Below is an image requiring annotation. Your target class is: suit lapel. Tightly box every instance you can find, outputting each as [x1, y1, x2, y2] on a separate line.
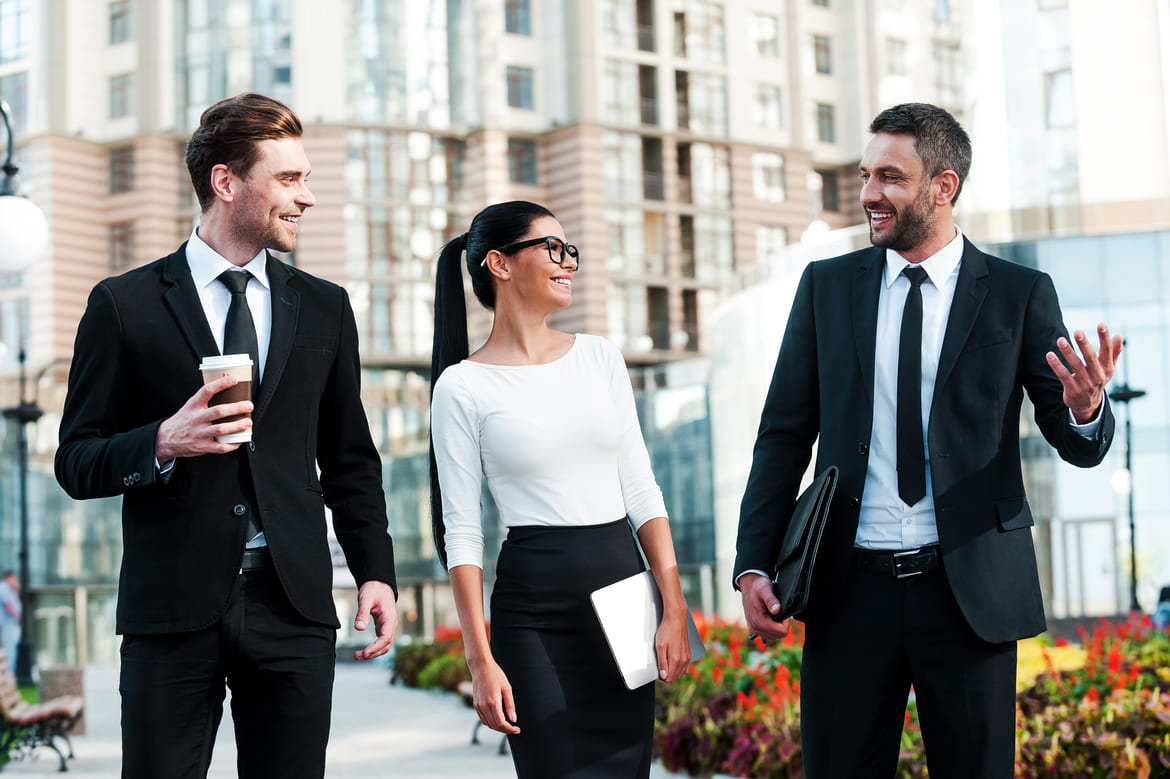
[161, 244, 220, 361]
[852, 247, 885, 405]
[255, 253, 299, 421]
[933, 238, 989, 403]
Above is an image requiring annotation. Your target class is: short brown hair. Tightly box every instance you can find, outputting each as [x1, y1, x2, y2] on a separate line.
[185, 93, 304, 211]
[869, 103, 972, 205]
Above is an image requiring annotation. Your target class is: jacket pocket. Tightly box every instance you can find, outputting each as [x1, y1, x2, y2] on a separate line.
[997, 498, 1034, 531]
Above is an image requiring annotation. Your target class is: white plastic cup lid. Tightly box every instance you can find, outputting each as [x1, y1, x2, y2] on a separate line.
[199, 354, 254, 371]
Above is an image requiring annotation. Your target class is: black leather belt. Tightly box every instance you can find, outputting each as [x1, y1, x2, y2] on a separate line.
[853, 545, 940, 578]
[240, 546, 272, 572]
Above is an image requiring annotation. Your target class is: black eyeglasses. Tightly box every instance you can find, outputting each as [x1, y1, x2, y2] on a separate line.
[484, 236, 580, 270]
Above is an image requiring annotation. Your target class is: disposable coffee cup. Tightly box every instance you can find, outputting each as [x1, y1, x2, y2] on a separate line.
[199, 354, 254, 444]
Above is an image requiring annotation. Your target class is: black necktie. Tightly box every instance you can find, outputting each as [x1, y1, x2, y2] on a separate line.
[218, 269, 262, 541]
[897, 266, 928, 506]
[218, 270, 260, 391]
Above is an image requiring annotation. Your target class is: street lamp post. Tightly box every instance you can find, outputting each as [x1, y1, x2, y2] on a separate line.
[0, 97, 49, 686]
[1109, 371, 1146, 614]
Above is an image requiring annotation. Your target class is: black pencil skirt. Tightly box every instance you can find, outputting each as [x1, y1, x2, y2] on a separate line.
[489, 518, 655, 779]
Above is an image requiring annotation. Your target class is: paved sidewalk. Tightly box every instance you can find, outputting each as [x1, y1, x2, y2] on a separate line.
[3, 663, 685, 778]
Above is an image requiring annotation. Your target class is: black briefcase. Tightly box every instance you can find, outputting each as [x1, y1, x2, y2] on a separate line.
[771, 466, 838, 621]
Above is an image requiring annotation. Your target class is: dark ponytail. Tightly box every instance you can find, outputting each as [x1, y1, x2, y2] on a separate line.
[429, 201, 556, 568]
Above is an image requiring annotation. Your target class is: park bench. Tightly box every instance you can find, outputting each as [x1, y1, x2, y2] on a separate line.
[456, 680, 509, 756]
[0, 650, 83, 772]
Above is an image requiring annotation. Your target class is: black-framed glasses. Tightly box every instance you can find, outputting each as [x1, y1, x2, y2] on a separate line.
[484, 236, 580, 269]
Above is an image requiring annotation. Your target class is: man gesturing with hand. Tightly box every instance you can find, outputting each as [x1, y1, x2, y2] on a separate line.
[735, 103, 1119, 778]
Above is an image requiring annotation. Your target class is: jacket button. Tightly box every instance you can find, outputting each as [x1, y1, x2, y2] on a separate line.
[132, 472, 141, 483]
[857, 443, 869, 455]
[248, 441, 255, 452]
[849, 496, 860, 507]
[233, 504, 247, 516]
[123, 476, 130, 486]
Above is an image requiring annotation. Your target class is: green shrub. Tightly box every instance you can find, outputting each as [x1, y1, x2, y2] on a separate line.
[416, 653, 471, 693]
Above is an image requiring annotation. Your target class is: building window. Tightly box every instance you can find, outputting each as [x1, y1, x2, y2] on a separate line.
[816, 103, 836, 143]
[751, 13, 780, 57]
[109, 223, 135, 271]
[812, 0, 829, 5]
[109, 0, 133, 44]
[604, 131, 644, 201]
[819, 170, 841, 212]
[754, 84, 783, 130]
[506, 65, 534, 109]
[673, 1, 725, 64]
[603, 59, 639, 125]
[505, 0, 531, 35]
[602, 0, 636, 49]
[507, 138, 538, 184]
[0, 71, 27, 133]
[756, 225, 789, 265]
[642, 137, 664, 200]
[0, 0, 30, 63]
[1045, 69, 1075, 129]
[109, 146, 134, 193]
[676, 70, 728, 136]
[933, 41, 960, 105]
[752, 152, 785, 203]
[934, 0, 949, 23]
[693, 214, 734, 284]
[681, 289, 699, 351]
[813, 35, 832, 75]
[109, 73, 135, 119]
[679, 141, 731, 208]
[885, 38, 907, 76]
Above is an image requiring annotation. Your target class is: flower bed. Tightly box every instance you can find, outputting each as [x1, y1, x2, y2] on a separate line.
[654, 613, 1170, 778]
[391, 615, 1170, 777]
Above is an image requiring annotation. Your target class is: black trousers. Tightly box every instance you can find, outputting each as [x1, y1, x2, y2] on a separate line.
[119, 566, 336, 779]
[800, 561, 1017, 779]
[491, 519, 655, 779]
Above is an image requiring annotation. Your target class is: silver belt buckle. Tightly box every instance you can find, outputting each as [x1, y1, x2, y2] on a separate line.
[892, 548, 924, 579]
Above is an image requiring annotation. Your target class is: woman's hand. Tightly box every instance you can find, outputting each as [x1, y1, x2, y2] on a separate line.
[470, 659, 521, 734]
[654, 609, 692, 683]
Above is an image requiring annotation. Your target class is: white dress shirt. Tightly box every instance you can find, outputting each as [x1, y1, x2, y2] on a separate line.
[185, 226, 272, 381]
[855, 228, 1101, 549]
[431, 334, 668, 570]
[159, 227, 273, 547]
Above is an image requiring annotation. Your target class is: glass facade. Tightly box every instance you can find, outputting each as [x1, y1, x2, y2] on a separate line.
[0, 0, 29, 63]
[991, 230, 1170, 616]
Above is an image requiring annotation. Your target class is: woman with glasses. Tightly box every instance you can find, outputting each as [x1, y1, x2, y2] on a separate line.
[429, 201, 691, 777]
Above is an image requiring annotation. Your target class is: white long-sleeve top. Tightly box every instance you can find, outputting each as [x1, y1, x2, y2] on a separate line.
[431, 333, 668, 570]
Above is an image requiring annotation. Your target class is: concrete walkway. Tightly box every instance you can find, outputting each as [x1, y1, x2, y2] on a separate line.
[3, 663, 686, 778]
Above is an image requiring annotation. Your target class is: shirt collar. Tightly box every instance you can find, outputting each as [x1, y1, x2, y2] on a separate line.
[185, 225, 270, 291]
[883, 226, 965, 289]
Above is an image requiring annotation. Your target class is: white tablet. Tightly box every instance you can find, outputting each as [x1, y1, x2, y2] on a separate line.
[590, 571, 706, 690]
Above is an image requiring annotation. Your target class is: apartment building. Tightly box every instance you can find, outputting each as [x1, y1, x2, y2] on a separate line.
[0, 0, 972, 664]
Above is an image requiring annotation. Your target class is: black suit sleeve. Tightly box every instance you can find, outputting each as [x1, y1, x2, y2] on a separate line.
[314, 289, 397, 596]
[55, 283, 163, 499]
[1021, 273, 1114, 466]
[734, 263, 821, 583]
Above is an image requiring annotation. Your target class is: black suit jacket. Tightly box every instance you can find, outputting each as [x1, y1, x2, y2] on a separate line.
[735, 238, 1113, 644]
[56, 245, 396, 634]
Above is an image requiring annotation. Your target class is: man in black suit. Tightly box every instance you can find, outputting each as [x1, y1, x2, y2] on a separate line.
[735, 103, 1120, 777]
[56, 93, 398, 778]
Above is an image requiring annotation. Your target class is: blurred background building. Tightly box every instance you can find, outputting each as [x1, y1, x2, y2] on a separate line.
[0, 0, 1167, 668]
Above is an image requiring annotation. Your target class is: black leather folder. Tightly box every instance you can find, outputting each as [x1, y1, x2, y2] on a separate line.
[771, 466, 839, 621]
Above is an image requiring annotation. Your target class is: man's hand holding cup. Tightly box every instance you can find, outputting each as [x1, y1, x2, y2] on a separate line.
[156, 355, 254, 462]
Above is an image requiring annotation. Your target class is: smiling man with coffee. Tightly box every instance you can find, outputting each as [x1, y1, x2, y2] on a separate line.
[55, 93, 398, 779]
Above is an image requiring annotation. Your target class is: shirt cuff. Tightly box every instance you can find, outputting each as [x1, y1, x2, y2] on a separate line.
[734, 569, 770, 591]
[1068, 404, 1103, 439]
[155, 457, 176, 484]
